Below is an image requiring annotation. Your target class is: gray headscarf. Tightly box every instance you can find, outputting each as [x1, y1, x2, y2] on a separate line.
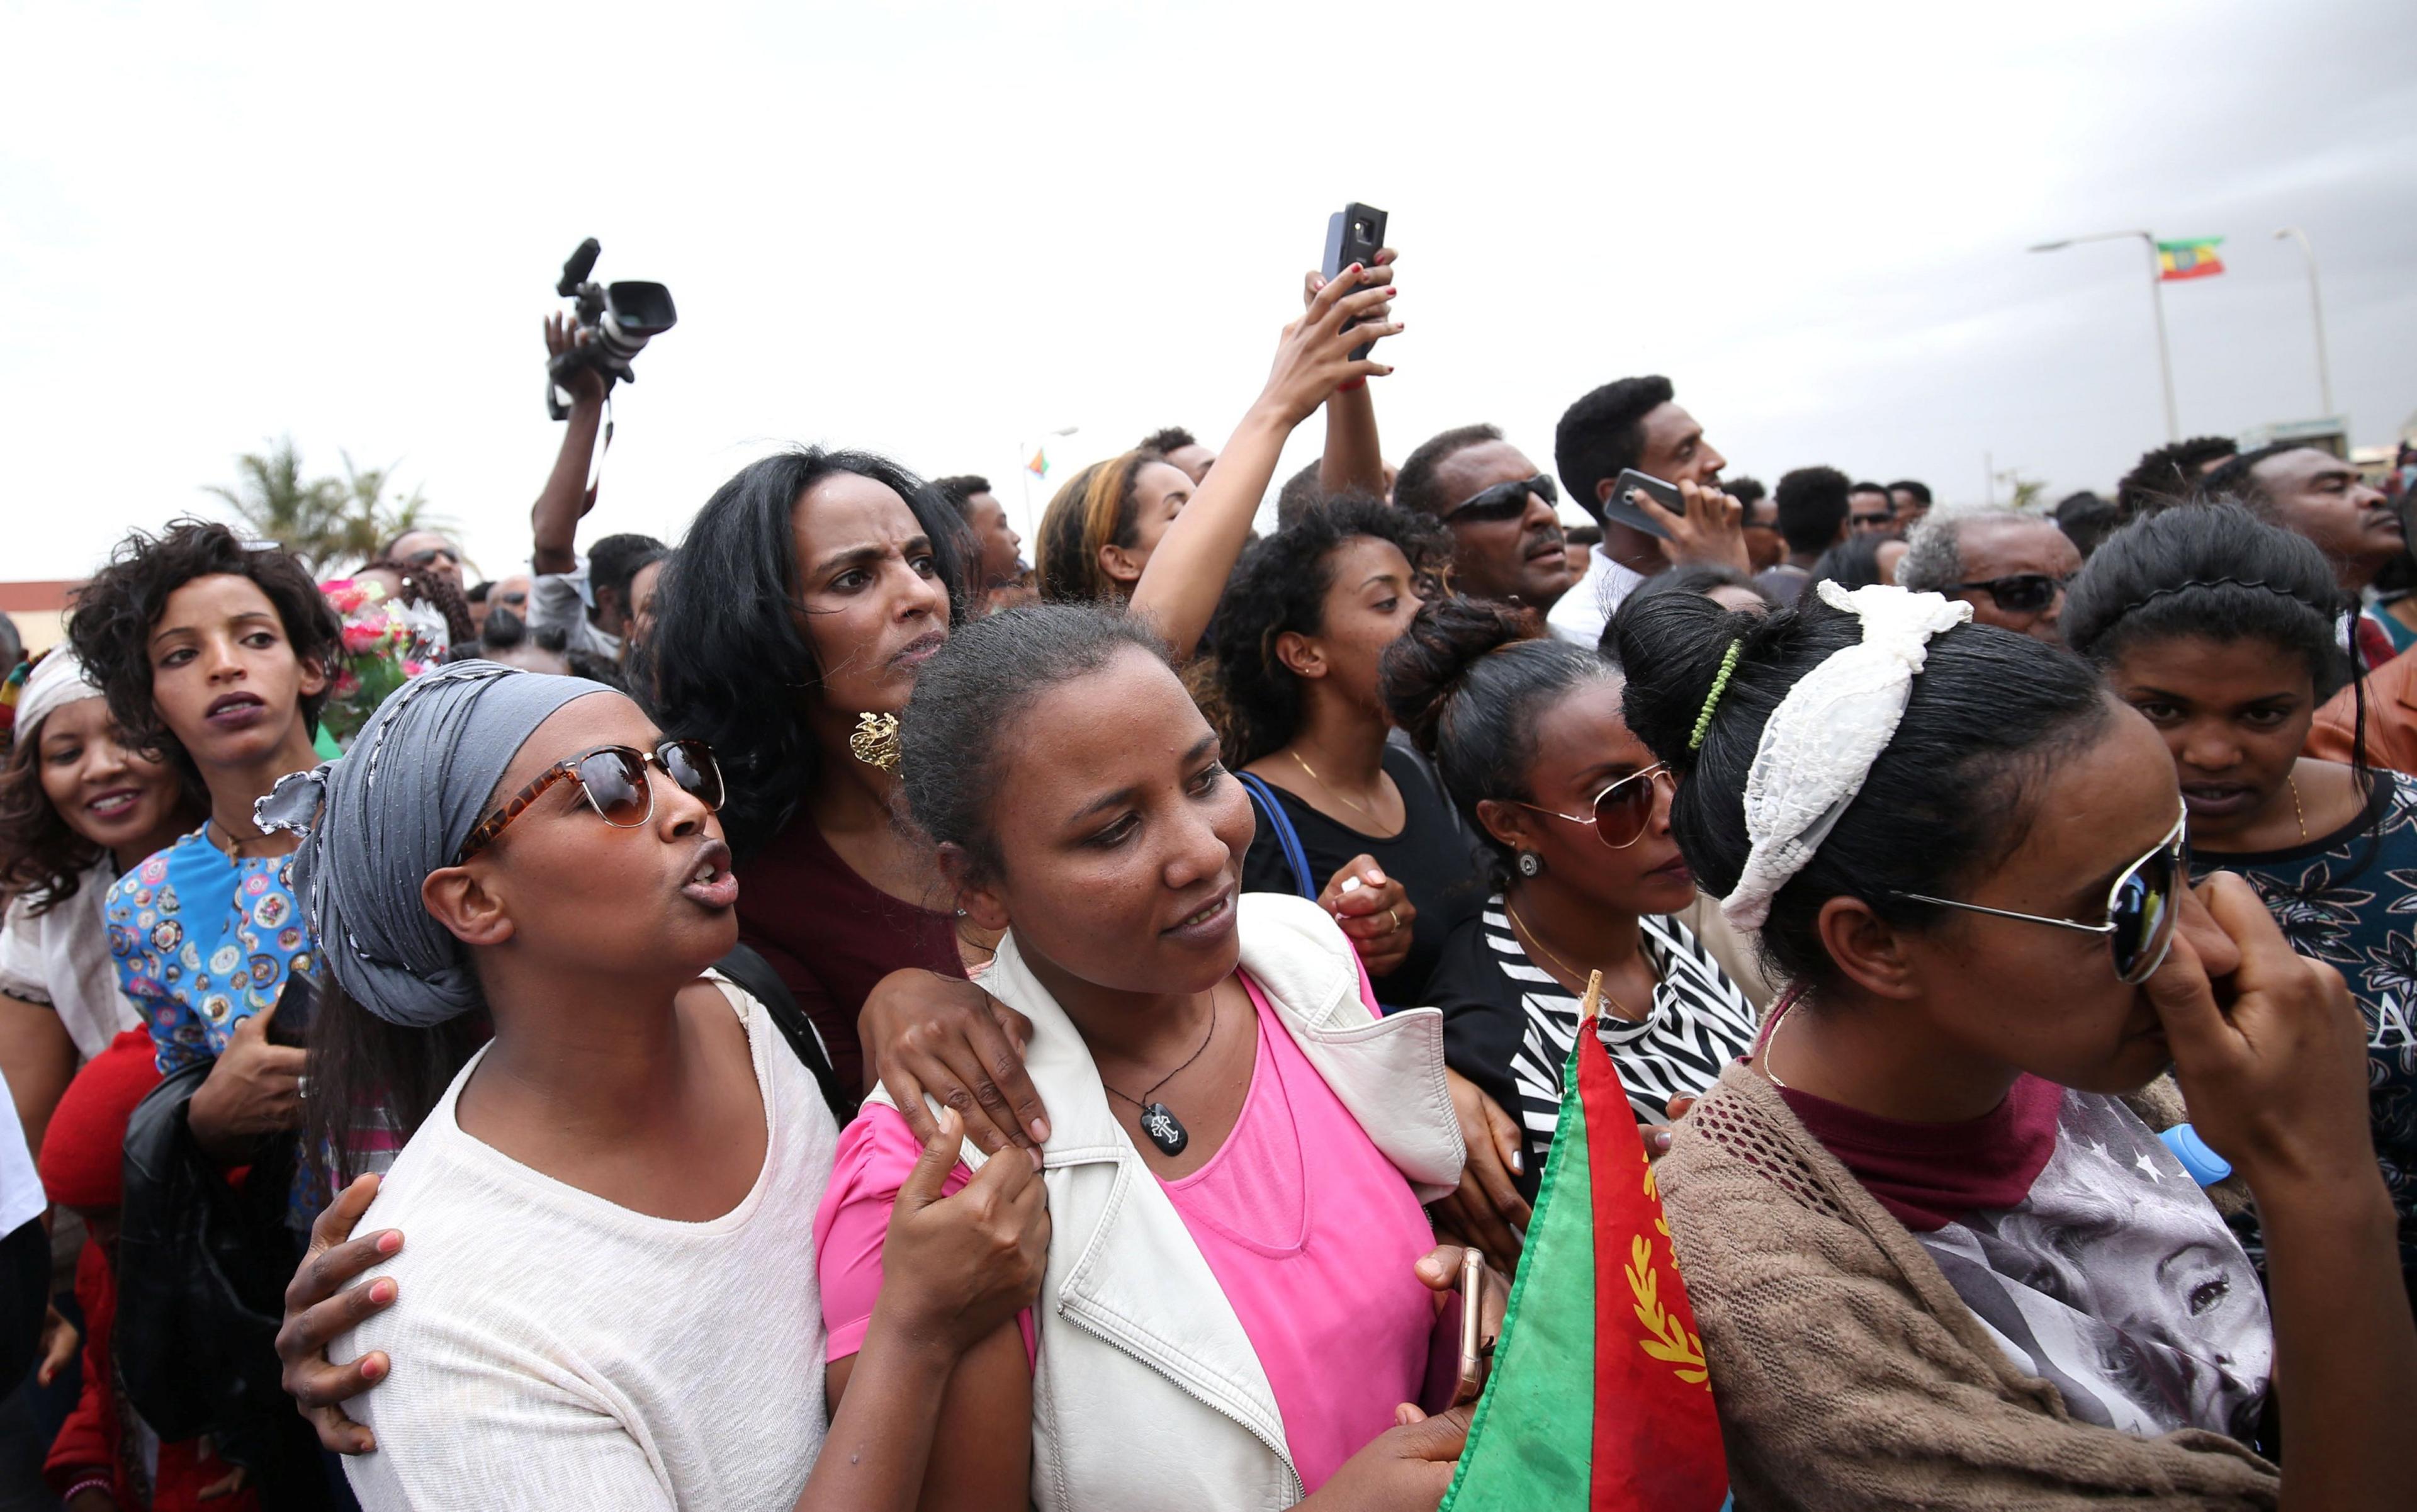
[258, 660, 616, 1028]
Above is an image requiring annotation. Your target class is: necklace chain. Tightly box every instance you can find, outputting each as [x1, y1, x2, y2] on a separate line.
[1506, 901, 1652, 1020]
[2287, 771, 2309, 843]
[1100, 989, 1220, 1113]
[1288, 748, 1382, 820]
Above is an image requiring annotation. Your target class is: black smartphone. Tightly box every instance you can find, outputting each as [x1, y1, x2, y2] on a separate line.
[1604, 467, 1682, 541]
[265, 971, 315, 1047]
[1321, 202, 1389, 361]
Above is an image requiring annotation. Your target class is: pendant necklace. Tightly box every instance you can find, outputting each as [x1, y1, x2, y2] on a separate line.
[1101, 989, 1219, 1156]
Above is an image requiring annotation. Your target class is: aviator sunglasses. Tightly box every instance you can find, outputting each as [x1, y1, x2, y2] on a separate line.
[454, 738, 725, 864]
[1444, 473, 1558, 524]
[1954, 572, 2068, 615]
[1892, 801, 2187, 984]
[1518, 763, 1675, 850]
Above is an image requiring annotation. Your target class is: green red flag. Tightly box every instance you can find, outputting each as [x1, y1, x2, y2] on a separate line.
[1440, 982, 1730, 1511]
[2156, 238, 2226, 281]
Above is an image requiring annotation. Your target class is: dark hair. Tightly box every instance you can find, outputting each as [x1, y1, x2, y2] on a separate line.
[1848, 481, 1890, 499]
[376, 526, 459, 565]
[1138, 427, 1199, 456]
[1613, 590, 2111, 994]
[2052, 490, 2122, 559]
[1774, 466, 1852, 555]
[0, 683, 201, 911]
[1382, 597, 1613, 885]
[1275, 461, 1327, 532]
[2193, 443, 2304, 518]
[381, 557, 476, 647]
[1395, 424, 1504, 520]
[1727, 477, 1768, 509]
[2062, 502, 2353, 703]
[588, 533, 668, 620]
[306, 984, 492, 1188]
[1604, 565, 1772, 657]
[642, 448, 971, 861]
[1553, 376, 1674, 525]
[2116, 436, 2239, 517]
[899, 604, 1168, 885]
[1211, 498, 1446, 765]
[466, 580, 493, 604]
[932, 475, 993, 513]
[1887, 479, 1933, 509]
[68, 519, 343, 781]
[1807, 533, 1892, 595]
[1036, 451, 1159, 603]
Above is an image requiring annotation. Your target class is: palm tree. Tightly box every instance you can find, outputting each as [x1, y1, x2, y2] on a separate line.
[205, 439, 446, 575]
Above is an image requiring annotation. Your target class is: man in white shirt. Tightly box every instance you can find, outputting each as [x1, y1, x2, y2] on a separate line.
[1547, 375, 1749, 646]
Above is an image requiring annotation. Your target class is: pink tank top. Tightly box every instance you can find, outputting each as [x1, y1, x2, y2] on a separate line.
[814, 971, 1439, 1493]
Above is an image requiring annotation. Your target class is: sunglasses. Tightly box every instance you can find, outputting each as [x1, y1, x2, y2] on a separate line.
[403, 546, 460, 568]
[1518, 764, 1675, 850]
[454, 739, 725, 864]
[1444, 473, 1558, 524]
[1894, 801, 2187, 984]
[1955, 572, 2068, 615]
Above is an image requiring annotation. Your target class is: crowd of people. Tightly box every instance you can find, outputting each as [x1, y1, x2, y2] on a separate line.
[0, 238, 2411, 1512]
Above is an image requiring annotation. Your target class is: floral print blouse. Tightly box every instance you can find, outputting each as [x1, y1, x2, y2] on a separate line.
[106, 826, 315, 1075]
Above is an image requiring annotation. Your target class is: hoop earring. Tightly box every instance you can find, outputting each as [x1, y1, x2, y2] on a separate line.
[1516, 850, 1544, 879]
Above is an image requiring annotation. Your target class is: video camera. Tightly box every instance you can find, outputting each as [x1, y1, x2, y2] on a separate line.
[546, 238, 677, 419]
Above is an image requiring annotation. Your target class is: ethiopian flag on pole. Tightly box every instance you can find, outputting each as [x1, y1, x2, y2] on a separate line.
[2156, 238, 2225, 281]
[1440, 975, 1730, 1511]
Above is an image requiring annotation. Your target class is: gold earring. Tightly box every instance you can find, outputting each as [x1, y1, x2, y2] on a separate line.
[848, 711, 901, 772]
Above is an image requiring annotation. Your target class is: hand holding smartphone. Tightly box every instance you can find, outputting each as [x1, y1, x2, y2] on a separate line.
[1605, 468, 1682, 541]
[1321, 202, 1389, 361]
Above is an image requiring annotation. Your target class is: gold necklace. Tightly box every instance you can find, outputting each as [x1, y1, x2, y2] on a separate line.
[2287, 772, 2308, 843]
[1505, 901, 1649, 1020]
[1288, 748, 1381, 820]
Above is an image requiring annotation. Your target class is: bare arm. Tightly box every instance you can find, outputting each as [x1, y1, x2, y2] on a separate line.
[820, 1326, 1030, 1512]
[0, 994, 77, 1159]
[1129, 265, 1401, 662]
[532, 314, 608, 577]
[1313, 249, 1395, 502]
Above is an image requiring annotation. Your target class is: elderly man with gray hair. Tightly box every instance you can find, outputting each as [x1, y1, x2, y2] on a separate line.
[1894, 507, 2082, 644]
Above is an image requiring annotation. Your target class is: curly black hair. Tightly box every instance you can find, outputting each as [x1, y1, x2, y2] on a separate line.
[1210, 497, 1446, 765]
[2115, 436, 2240, 517]
[67, 519, 343, 781]
[1137, 427, 1199, 456]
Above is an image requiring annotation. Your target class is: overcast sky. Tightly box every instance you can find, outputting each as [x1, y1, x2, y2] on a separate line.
[6, 0, 2413, 582]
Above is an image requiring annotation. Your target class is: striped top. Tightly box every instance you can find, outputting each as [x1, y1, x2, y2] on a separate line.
[1428, 896, 1761, 1194]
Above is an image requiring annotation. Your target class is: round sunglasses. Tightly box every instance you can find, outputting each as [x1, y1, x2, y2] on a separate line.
[1953, 572, 2068, 616]
[1518, 763, 1675, 850]
[454, 739, 725, 864]
[1893, 801, 2187, 984]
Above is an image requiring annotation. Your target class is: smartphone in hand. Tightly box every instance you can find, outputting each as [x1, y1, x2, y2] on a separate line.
[1321, 202, 1389, 361]
[1604, 468, 1682, 541]
[1455, 1246, 1491, 1407]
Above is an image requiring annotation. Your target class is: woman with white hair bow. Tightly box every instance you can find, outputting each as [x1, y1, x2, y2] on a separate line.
[0, 649, 198, 1149]
[1605, 581, 2415, 1509]
[253, 660, 1049, 1511]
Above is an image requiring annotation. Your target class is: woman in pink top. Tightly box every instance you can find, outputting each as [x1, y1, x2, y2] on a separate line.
[818, 605, 1493, 1512]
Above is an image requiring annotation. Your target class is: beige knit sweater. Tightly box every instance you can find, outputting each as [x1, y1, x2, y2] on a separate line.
[1659, 1061, 2280, 1509]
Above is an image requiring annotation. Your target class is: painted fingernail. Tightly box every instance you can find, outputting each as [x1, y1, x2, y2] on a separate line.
[376, 1231, 401, 1254]
[1511, 1149, 1525, 1174]
[361, 1356, 386, 1380]
[1029, 1117, 1051, 1144]
[1339, 876, 1363, 893]
[370, 1279, 396, 1304]
[1648, 1129, 1672, 1153]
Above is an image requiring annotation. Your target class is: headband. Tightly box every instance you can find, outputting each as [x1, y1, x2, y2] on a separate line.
[8, 649, 103, 748]
[1721, 582, 1971, 929]
[259, 660, 615, 1029]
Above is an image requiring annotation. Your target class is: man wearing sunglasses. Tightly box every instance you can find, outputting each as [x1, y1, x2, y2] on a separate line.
[1896, 507, 2081, 645]
[1545, 375, 1749, 646]
[1394, 424, 1578, 613]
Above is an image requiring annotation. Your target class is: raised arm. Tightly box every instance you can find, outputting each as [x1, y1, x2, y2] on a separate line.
[1128, 264, 1401, 662]
[1314, 249, 1396, 502]
[531, 314, 609, 577]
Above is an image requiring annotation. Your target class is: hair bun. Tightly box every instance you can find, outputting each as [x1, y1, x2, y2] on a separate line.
[1610, 589, 1759, 770]
[1379, 597, 1539, 755]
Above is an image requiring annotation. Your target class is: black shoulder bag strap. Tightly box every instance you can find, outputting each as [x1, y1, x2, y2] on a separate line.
[714, 943, 856, 1125]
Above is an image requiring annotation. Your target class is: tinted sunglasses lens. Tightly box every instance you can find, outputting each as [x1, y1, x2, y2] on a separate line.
[661, 741, 724, 811]
[577, 749, 652, 826]
[2108, 843, 2180, 982]
[1531, 474, 1558, 505]
[1592, 770, 1659, 849]
[1992, 576, 2056, 613]
[1452, 482, 1529, 522]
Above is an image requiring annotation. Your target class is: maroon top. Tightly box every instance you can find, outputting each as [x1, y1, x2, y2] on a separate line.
[1757, 993, 2062, 1232]
[734, 816, 964, 1096]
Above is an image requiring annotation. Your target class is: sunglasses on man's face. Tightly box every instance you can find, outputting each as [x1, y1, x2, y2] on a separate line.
[1518, 764, 1676, 850]
[405, 546, 460, 570]
[454, 739, 725, 864]
[1956, 572, 2068, 615]
[1444, 473, 1558, 524]
[1893, 802, 2187, 984]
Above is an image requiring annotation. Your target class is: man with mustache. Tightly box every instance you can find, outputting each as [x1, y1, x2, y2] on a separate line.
[1393, 424, 1577, 615]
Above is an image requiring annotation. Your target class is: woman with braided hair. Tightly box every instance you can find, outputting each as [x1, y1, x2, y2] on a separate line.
[2064, 502, 2417, 1304]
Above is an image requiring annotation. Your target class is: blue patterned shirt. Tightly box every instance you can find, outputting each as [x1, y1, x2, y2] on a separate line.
[106, 827, 315, 1075]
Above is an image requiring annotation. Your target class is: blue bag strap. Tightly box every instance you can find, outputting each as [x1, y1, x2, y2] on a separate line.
[1236, 771, 1320, 901]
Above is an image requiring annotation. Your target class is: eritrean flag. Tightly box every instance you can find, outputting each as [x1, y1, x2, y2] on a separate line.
[1441, 974, 1730, 1511]
[2157, 238, 2226, 281]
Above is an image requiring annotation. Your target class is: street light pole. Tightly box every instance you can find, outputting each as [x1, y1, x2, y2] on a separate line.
[2273, 227, 2335, 418]
[2029, 230, 2180, 443]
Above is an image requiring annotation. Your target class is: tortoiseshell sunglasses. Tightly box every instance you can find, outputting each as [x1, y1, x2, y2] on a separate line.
[454, 740, 724, 864]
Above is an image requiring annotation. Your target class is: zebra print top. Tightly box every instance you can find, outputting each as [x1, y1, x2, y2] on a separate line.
[1426, 896, 1761, 1197]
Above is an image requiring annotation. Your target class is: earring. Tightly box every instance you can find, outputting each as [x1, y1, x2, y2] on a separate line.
[848, 711, 901, 772]
[1516, 850, 1544, 879]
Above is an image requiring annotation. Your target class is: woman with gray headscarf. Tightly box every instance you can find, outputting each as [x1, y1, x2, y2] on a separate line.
[258, 661, 1046, 1511]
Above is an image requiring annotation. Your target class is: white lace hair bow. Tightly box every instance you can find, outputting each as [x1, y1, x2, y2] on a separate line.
[1721, 580, 1973, 930]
